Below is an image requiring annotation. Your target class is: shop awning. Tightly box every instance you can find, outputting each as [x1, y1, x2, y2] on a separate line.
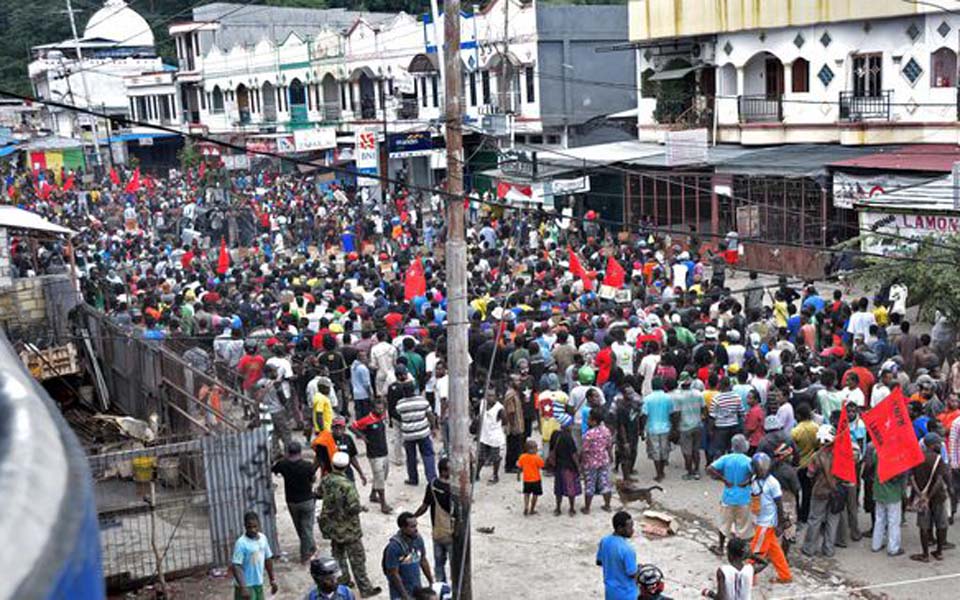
[714, 144, 880, 177]
[0, 206, 74, 236]
[649, 66, 700, 81]
[98, 131, 180, 144]
[830, 144, 960, 173]
[0, 144, 20, 158]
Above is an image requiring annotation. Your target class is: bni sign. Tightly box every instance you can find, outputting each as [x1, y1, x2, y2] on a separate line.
[355, 128, 379, 185]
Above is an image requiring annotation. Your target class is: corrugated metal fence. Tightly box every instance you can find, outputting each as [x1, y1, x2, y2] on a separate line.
[88, 427, 277, 591]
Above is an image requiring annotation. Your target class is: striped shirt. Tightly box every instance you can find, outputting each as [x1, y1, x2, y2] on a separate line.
[710, 391, 744, 428]
[396, 395, 432, 442]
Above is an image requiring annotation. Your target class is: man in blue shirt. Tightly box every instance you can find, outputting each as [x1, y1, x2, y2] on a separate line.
[596, 511, 639, 600]
[706, 434, 754, 557]
[641, 378, 679, 481]
[231, 511, 278, 600]
[383, 512, 434, 600]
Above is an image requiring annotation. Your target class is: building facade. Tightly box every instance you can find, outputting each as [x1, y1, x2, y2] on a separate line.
[630, 0, 960, 145]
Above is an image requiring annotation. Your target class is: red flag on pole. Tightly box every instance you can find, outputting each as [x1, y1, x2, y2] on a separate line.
[863, 388, 925, 482]
[404, 258, 427, 301]
[603, 255, 626, 288]
[832, 404, 857, 483]
[124, 167, 141, 194]
[568, 248, 593, 291]
[109, 167, 120, 186]
[216, 237, 230, 275]
[62, 175, 75, 192]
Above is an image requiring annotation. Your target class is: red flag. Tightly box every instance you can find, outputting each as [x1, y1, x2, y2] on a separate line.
[404, 258, 427, 301]
[62, 175, 75, 192]
[832, 404, 856, 483]
[863, 388, 925, 482]
[603, 255, 626, 288]
[109, 168, 120, 186]
[568, 248, 593, 291]
[198, 161, 206, 179]
[216, 237, 230, 275]
[124, 167, 141, 193]
[144, 175, 155, 191]
[38, 180, 53, 200]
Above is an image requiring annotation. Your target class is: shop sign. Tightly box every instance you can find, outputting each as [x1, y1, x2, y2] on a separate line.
[223, 154, 251, 171]
[833, 172, 927, 209]
[387, 131, 434, 158]
[276, 136, 296, 154]
[245, 139, 275, 154]
[859, 210, 960, 255]
[355, 128, 379, 185]
[499, 149, 537, 178]
[294, 127, 337, 152]
[551, 176, 590, 196]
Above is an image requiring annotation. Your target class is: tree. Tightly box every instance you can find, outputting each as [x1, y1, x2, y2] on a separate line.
[851, 235, 960, 324]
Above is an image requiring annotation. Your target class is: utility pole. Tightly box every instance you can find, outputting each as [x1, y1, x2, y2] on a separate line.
[65, 0, 103, 173]
[443, 1, 470, 599]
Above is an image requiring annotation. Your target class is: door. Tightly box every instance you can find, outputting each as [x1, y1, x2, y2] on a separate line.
[765, 58, 784, 98]
[853, 54, 882, 97]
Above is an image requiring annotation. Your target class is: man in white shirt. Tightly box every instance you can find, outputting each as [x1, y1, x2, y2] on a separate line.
[839, 372, 866, 408]
[638, 342, 662, 397]
[846, 298, 877, 340]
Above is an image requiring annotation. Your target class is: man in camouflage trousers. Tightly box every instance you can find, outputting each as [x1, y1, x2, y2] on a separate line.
[318, 451, 382, 598]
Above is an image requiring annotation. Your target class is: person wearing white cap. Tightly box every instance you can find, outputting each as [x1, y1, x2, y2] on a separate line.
[801, 425, 842, 558]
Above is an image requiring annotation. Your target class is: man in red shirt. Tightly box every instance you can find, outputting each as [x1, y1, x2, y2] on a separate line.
[843, 354, 876, 400]
[237, 341, 265, 392]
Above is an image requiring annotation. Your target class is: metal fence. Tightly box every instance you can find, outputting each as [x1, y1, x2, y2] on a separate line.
[78, 305, 254, 436]
[88, 427, 277, 591]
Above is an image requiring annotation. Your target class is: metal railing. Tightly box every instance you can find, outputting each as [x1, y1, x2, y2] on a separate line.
[321, 101, 341, 121]
[738, 94, 783, 123]
[839, 90, 892, 121]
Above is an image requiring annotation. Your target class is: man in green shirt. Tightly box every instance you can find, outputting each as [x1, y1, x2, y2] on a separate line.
[671, 372, 705, 479]
[865, 444, 906, 556]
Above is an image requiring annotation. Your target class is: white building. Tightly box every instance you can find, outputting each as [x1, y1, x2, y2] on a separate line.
[630, 0, 960, 146]
[28, 0, 164, 140]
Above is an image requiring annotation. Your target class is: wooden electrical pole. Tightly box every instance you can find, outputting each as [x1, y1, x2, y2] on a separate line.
[443, 0, 471, 598]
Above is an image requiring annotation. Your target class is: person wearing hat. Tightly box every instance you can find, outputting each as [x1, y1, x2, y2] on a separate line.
[271, 441, 317, 564]
[801, 425, 842, 558]
[306, 556, 354, 600]
[910, 432, 951, 562]
[317, 452, 382, 598]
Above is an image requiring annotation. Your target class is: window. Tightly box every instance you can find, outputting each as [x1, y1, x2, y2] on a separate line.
[640, 68, 656, 98]
[200, 88, 207, 110]
[902, 57, 923, 85]
[481, 70, 491, 104]
[161, 95, 172, 122]
[421, 77, 428, 107]
[546, 134, 561, 145]
[792, 57, 809, 93]
[931, 47, 957, 87]
[529, 134, 543, 144]
[340, 83, 347, 110]
[525, 66, 535, 103]
[469, 72, 477, 106]
[817, 64, 834, 88]
[853, 53, 883, 97]
[212, 86, 224, 113]
[348, 84, 355, 112]
[431, 75, 439, 107]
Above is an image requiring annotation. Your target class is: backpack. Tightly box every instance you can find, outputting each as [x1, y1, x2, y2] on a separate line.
[430, 482, 454, 545]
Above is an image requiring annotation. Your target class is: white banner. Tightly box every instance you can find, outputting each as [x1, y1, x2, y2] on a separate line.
[833, 172, 928, 209]
[859, 210, 960, 255]
[294, 127, 337, 152]
[551, 176, 591, 196]
[665, 128, 707, 166]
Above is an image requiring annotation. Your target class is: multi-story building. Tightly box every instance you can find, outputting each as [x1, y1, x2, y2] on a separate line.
[630, 0, 960, 145]
[29, 0, 163, 140]
[161, 1, 635, 189]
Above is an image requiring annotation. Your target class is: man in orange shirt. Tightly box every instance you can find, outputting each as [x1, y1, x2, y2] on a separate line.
[843, 355, 876, 400]
[516, 439, 545, 515]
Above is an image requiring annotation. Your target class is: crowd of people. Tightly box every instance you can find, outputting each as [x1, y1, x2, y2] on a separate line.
[6, 160, 960, 599]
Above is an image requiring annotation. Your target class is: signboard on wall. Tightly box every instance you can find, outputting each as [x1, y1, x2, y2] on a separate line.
[387, 131, 434, 158]
[499, 149, 537, 178]
[833, 172, 928, 209]
[859, 210, 960, 255]
[355, 128, 379, 185]
[665, 128, 708, 166]
[276, 136, 296, 154]
[294, 127, 337, 152]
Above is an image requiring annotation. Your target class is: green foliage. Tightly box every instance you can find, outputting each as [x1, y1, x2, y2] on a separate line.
[852, 235, 960, 324]
[177, 138, 200, 170]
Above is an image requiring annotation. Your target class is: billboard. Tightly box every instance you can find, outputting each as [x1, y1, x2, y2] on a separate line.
[355, 128, 379, 185]
[387, 131, 435, 158]
[833, 172, 928, 209]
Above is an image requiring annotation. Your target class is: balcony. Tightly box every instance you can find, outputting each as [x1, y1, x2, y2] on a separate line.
[738, 95, 782, 123]
[182, 110, 200, 124]
[359, 97, 377, 120]
[238, 110, 251, 125]
[289, 104, 309, 129]
[839, 90, 892, 122]
[397, 98, 419, 120]
[320, 102, 341, 122]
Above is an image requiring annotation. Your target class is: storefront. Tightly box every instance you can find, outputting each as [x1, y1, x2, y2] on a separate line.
[386, 130, 446, 191]
[855, 174, 958, 255]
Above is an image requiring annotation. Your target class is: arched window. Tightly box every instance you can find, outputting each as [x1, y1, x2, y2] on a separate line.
[931, 47, 957, 87]
[211, 85, 224, 113]
[792, 58, 810, 93]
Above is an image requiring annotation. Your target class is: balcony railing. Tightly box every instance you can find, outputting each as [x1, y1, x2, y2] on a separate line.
[839, 90, 892, 122]
[738, 94, 782, 123]
[238, 110, 251, 125]
[182, 110, 200, 124]
[359, 97, 377, 120]
[321, 102, 341, 121]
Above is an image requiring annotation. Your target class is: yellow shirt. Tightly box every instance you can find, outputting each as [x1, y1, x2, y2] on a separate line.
[873, 305, 889, 327]
[312, 393, 334, 435]
[791, 420, 820, 468]
[773, 301, 788, 328]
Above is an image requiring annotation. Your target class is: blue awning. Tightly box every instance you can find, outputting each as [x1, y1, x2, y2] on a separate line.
[0, 144, 20, 158]
[98, 132, 180, 144]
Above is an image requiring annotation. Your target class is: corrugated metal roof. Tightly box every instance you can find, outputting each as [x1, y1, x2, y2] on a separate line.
[714, 144, 880, 177]
[830, 144, 960, 173]
[0, 206, 74, 236]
